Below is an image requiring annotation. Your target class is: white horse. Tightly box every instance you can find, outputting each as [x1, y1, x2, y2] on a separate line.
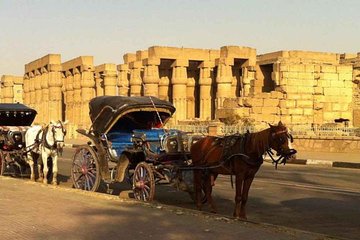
[25, 120, 67, 185]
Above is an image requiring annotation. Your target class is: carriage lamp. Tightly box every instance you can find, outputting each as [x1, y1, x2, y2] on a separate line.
[168, 140, 178, 151]
[14, 134, 21, 141]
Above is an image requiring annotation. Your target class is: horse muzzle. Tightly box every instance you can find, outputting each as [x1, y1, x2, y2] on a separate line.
[283, 149, 297, 157]
[277, 148, 297, 157]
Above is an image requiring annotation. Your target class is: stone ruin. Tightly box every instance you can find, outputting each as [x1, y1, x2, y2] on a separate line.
[1, 46, 360, 138]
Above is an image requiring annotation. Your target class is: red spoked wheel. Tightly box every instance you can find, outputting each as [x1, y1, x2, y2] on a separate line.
[71, 146, 101, 192]
[132, 162, 155, 201]
[0, 151, 4, 176]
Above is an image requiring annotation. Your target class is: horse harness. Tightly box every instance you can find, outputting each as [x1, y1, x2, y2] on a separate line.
[266, 128, 294, 169]
[197, 133, 253, 174]
[31, 123, 66, 152]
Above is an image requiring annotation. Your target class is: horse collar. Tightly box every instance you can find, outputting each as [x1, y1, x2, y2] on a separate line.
[43, 125, 57, 149]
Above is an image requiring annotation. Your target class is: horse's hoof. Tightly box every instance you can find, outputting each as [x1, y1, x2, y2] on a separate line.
[234, 215, 247, 221]
[37, 178, 44, 182]
[43, 180, 48, 184]
[52, 182, 58, 186]
[210, 210, 217, 214]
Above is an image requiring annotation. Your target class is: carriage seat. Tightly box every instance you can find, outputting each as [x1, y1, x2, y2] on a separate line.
[106, 131, 134, 156]
[133, 129, 166, 154]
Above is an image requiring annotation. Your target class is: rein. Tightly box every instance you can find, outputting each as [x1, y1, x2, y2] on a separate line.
[267, 128, 295, 169]
[266, 149, 286, 169]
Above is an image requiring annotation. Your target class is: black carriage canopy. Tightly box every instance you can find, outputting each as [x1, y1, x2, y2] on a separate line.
[89, 96, 176, 134]
[0, 103, 37, 126]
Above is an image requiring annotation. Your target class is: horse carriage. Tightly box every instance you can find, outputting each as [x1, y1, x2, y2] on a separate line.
[71, 96, 203, 201]
[0, 103, 37, 176]
[0, 103, 67, 185]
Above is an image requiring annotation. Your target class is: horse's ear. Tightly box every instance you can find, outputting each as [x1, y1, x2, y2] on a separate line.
[268, 123, 273, 128]
[278, 121, 283, 126]
[50, 120, 55, 124]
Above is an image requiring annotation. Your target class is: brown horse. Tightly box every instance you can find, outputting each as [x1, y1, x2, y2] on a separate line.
[190, 121, 296, 219]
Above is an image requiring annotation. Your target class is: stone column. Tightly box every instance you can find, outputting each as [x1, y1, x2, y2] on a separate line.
[186, 77, 195, 119]
[171, 59, 188, 122]
[73, 68, 81, 133]
[159, 74, 170, 101]
[117, 64, 129, 96]
[12, 76, 23, 103]
[34, 69, 42, 124]
[2, 76, 14, 103]
[29, 72, 35, 109]
[64, 71, 74, 138]
[216, 58, 233, 109]
[94, 71, 104, 97]
[142, 58, 160, 97]
[80, 66, 95, 129]
[48, 64, 63, 122]
[231, 68, 239, 97]
[129, 61, 143, 96]
[23, 74, 30, 105]
[242, 66, 256, 96]
[199, 61, 214, 120]
[40, 67, 49, 124]
[103, 65, 117, 96]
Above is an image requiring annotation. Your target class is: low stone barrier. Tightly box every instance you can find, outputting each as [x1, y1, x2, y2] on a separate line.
[293, 136, 360, 153]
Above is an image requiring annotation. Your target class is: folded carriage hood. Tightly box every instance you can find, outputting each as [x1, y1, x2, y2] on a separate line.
[0, 103, 37, 126]
[89, 96, 176, 135]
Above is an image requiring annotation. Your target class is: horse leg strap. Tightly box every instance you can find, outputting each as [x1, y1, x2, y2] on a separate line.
[230, 175, 234, 189]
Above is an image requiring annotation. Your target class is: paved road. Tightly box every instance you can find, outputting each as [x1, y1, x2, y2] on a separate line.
[11, 148, 360, 239]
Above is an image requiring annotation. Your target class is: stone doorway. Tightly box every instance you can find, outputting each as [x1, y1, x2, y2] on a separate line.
[211, 66, 218, 120]
[232, 58, 248, 97]
[259, 64, 275, 92]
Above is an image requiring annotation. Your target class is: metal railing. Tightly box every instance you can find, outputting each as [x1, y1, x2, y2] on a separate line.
[166, 124, 208, 135]
[166, 123, 360, 138]
[288, 125, 359, 137]
[220, 125, 257, 135]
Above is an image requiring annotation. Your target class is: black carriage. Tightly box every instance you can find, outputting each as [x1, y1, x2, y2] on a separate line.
[0, 103, 37, 176]
[71, 96, 202, 201]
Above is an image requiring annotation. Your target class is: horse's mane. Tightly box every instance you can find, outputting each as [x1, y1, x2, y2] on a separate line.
[245, 128, 271, 158]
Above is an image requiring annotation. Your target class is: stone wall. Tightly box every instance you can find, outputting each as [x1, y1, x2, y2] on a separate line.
[219, 50, 356, 127]
[0, 75, 23, 103]
[294, 137, 360, 153]
[340, 53, 360, 126]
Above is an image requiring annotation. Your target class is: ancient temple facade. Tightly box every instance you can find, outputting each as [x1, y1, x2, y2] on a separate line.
[119, 46, 257, 122]
[1, 46, 359, 138]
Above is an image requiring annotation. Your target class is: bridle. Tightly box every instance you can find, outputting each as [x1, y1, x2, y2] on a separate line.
[267, 128, 297, 169]
[43, 121, 66, 150]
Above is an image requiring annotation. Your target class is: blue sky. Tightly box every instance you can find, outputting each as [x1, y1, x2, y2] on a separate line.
[1, 0, 359, 75]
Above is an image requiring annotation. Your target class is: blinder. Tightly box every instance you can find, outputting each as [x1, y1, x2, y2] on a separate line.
[50, 121, 66, 146]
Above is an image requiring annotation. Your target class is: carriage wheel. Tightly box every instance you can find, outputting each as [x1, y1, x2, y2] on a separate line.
[0, 151, 4, 176]
[132, 162, 155, 201]
[71, 146, 101, 192]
